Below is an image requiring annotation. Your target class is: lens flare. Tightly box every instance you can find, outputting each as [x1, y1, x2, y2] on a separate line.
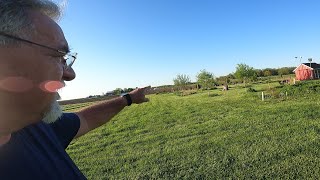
[40, 81, 65, 93]
[0, 77, 33, 92]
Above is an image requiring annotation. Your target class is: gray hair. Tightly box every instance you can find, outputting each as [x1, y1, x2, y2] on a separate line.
[0, 0, 63, 46]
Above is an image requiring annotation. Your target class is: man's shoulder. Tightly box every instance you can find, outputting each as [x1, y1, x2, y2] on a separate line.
[49, 112, 81, 148]
[23, 113, 79, 131]
[49, 112, 80, 129]
[0, 112, 86, 180]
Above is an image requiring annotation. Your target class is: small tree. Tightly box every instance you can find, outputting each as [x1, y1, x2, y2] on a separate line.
[113, 88, 124, 95]
[263, 68, 277, 76]
[196, 69, 216, 90]
[263, 70, 272, 77]
[255, 69, 264, 77]
[173, 74, 191, 86]
[234, 63, 256, 87]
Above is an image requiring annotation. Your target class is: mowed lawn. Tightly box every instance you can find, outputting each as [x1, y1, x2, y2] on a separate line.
[64, 84, 320, 179]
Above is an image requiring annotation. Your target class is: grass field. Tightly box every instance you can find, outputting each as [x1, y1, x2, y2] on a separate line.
[64, 82, 320, 179]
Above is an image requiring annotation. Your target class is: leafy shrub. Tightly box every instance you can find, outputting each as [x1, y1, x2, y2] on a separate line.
[280, 81, 320, 96]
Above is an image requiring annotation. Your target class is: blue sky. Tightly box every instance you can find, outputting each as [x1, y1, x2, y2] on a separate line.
[57, 0, 320, 100]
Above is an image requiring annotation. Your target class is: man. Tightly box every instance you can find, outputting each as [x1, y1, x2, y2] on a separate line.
[0, 0, 149, 179]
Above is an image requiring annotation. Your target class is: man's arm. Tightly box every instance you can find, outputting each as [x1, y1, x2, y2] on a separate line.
[74, 87, 149, 138]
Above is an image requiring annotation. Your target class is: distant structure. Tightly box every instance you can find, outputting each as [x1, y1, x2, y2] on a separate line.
[293, 63, 320, 80]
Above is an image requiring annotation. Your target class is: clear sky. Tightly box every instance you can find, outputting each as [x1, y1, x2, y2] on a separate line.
[56, 0, 320, 100]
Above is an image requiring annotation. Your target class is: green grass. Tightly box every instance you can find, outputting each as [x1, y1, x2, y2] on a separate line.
[62, 102, 97, 112]
[65, 83, 320, 179]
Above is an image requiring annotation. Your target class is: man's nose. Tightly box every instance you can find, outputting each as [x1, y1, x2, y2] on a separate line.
[62, 67, 76, 81]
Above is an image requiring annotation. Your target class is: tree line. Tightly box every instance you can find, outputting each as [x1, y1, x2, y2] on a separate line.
[173, 64, 296, 90]
[92, 63, 296, 98]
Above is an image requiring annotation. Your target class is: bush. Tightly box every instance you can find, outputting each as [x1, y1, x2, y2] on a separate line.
[280, 81, 320, 96]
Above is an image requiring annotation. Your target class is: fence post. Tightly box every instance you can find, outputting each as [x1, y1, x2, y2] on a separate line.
[262, 92, 264, 101]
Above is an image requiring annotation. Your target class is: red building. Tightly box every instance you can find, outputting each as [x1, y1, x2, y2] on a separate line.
[293, 63, 320, 80]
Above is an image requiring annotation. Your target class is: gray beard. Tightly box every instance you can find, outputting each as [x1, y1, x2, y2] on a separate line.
[42, 93, 63, 124]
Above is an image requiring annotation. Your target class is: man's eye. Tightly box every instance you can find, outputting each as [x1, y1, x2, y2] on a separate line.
[51, 55, 66, 63]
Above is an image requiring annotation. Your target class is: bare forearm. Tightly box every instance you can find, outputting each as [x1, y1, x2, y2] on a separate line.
[77, 96, 127, 130]
[74, 87, 150, 138]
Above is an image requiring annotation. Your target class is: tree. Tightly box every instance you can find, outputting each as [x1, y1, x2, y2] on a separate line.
[262, 68, 277, 76]
[278, 67, 290, 76]
[173, 74, 191, 86]
[254, 69, 264, 77]
[226, 73, 235, 79]
[113, 88, 124, 95]
[216, 76, 229, 85]
[123, 88, 135, 93]
[263, 70, 272, 77]
[287, 67, 296, 74]
[216, 73, 235, 85]
[196, 69, 216, 90]
[234, 63, 256, 86]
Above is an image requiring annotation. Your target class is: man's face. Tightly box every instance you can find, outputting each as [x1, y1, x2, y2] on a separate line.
[0, 11, 76, 134]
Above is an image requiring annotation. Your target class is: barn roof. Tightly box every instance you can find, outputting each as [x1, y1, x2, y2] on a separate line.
[302, 63, 320, 69]
[293, 63, 320, 72]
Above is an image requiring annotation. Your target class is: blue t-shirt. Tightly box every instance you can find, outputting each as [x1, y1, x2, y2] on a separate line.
[0, 113, 87, 180]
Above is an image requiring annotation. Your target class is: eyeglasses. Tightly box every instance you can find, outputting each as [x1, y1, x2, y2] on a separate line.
[0, 32, 77, 70]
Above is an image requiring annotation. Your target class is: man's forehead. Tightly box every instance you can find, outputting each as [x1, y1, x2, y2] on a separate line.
[27, 10, 69, 52]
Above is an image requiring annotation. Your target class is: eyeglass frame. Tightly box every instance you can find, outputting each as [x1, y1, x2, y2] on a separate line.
[0, 32, 77, 70]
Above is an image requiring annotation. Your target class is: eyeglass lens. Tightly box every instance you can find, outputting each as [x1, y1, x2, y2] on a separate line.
[64, 53, 77, 69]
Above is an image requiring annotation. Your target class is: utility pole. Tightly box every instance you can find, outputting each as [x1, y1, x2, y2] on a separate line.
[308, 58, 312, 67]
